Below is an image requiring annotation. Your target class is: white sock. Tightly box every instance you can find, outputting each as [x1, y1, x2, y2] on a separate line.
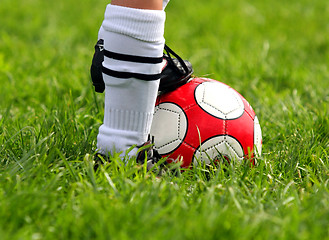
[163, 0, 170, 10]
[97, 4, 166, 157]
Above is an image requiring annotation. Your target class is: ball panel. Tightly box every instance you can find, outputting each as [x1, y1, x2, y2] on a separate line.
[240, 95, 256, 119]
[226, 112, 254, 156]
[183, 104, 226, 150]
[157, 79, 200, 110]
[165, 142, 196, 168]
[155, 139, 183, 155]
[150, 102, 188, 155]
[194, 81, 245, 120]
[253, 116, 262, 156]
[193, 135, 244, 165]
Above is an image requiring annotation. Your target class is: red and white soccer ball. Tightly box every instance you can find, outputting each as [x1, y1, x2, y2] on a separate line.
[150, 78, 262, 168]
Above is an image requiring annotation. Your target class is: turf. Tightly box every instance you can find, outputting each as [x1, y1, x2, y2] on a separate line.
[0, 0, 328, 239]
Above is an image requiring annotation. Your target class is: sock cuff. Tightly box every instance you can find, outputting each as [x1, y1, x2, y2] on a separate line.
[102, 4, 166, 42]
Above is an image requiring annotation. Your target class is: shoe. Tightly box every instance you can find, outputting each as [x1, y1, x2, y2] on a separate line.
[93, 152, 108, 171]
[158, 44, 193, 94]
[136, 138, 166, 172]
[93, 140, 165, 172]
[90, 41, 193, 94]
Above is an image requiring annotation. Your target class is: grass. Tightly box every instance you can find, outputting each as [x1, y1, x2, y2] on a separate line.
[0, 0, 328, 239]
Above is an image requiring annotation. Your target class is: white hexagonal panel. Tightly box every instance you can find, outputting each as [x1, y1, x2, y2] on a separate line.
[150, 102, 187, 155]
[193, 135, 244, 165]
[194, 82, 244, 119]
[253, 116, 262, 157]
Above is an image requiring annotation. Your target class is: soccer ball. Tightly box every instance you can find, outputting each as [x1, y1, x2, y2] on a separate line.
[150, 78, 262, 168]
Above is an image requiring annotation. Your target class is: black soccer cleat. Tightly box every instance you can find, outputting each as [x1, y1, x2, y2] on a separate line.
[93, 139, 165, 172]
[94, 136, 167, 174]
[136, 138, 166, 172]
[90, 41, 193, 94]
[159, 44, 193, 94]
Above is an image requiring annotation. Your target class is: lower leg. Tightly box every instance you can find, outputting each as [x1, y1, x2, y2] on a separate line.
[111, 0, 163, 10]
[97, 0, 166, 157]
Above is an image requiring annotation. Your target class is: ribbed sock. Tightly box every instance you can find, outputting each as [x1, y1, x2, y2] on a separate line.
[97, 4, 166, 157]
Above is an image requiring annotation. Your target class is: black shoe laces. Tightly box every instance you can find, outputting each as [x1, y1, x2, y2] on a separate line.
[164, 44, 190, 76]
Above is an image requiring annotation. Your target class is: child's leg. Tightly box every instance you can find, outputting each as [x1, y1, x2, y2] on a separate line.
[97, 0, 166, 158]
[111, 0, 163, 10]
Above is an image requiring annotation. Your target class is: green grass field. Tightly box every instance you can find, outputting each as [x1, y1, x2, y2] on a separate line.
[1, 0, 329, 239]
